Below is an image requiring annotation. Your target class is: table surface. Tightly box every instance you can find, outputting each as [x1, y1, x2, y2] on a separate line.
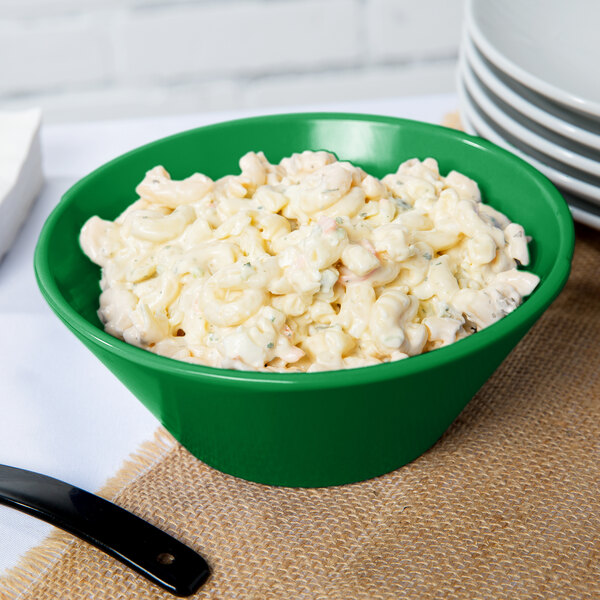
[0, 93, 456, 576]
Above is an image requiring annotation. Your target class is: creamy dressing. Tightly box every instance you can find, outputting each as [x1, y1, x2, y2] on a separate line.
[80, 151, 539, 372]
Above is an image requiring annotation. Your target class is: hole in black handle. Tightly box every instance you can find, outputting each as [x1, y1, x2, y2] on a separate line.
[157, 552, 176, 565]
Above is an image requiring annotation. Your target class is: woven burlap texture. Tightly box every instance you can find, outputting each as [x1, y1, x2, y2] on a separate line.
[2, 224, 599, 600]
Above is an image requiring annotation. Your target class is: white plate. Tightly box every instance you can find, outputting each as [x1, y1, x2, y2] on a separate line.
[462, 33, 600, 150]
[458, 103, 600, 231]
[466, 0, 600, 119]
[459, 54, 600, 178]
[457, 76, 600, 206]
[561, 191, 600, 231]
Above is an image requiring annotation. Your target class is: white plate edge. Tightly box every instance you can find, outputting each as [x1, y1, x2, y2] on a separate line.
[465, 0, 600, 119]
[461, 32, 600, 150]
[459, 54, 600, 178]
[456, 75, 600, 207]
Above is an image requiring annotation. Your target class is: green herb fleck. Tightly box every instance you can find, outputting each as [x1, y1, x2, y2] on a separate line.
[393, 198, 411, 210]
[335, 216, 344, 225]
[423, 252, 432, 260]
[244, 262, 251, 267]
[266, 342, 274, 349]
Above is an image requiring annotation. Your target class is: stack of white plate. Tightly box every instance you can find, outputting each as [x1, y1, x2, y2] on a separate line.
[458, 0, 600, 230]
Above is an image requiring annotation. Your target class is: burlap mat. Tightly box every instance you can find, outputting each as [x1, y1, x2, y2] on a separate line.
[2, 223, 599, 600]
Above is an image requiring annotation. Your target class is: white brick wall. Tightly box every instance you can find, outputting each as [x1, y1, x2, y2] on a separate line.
[243, 61, 458, 108]
[0, 0, 465, 123]
[0, 15, 111, 94]
[115, 1, 362, 82]
[366, 0, 464, 62]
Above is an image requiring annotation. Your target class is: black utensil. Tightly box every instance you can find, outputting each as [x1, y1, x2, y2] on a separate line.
[0, 464, 210, 596]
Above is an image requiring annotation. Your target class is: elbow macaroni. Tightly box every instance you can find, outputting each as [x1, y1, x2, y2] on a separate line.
[80, 151, 539, 372]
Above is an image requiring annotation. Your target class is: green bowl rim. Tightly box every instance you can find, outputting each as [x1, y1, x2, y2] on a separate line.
[34, 112, 575, 391]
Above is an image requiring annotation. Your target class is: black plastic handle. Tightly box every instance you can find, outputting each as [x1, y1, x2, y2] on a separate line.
[0, 464, 210, 596]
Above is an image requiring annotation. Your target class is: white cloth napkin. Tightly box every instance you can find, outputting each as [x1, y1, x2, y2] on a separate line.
[0, 108, 44, 263]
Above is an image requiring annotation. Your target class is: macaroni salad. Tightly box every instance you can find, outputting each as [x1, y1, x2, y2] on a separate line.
[80, 151, 539, 372]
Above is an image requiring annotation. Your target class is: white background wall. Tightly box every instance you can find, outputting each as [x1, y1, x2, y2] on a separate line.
[0, 0, 465, 123]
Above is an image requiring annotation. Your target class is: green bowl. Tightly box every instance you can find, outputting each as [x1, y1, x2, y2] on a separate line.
[34, 113, 574, 487]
